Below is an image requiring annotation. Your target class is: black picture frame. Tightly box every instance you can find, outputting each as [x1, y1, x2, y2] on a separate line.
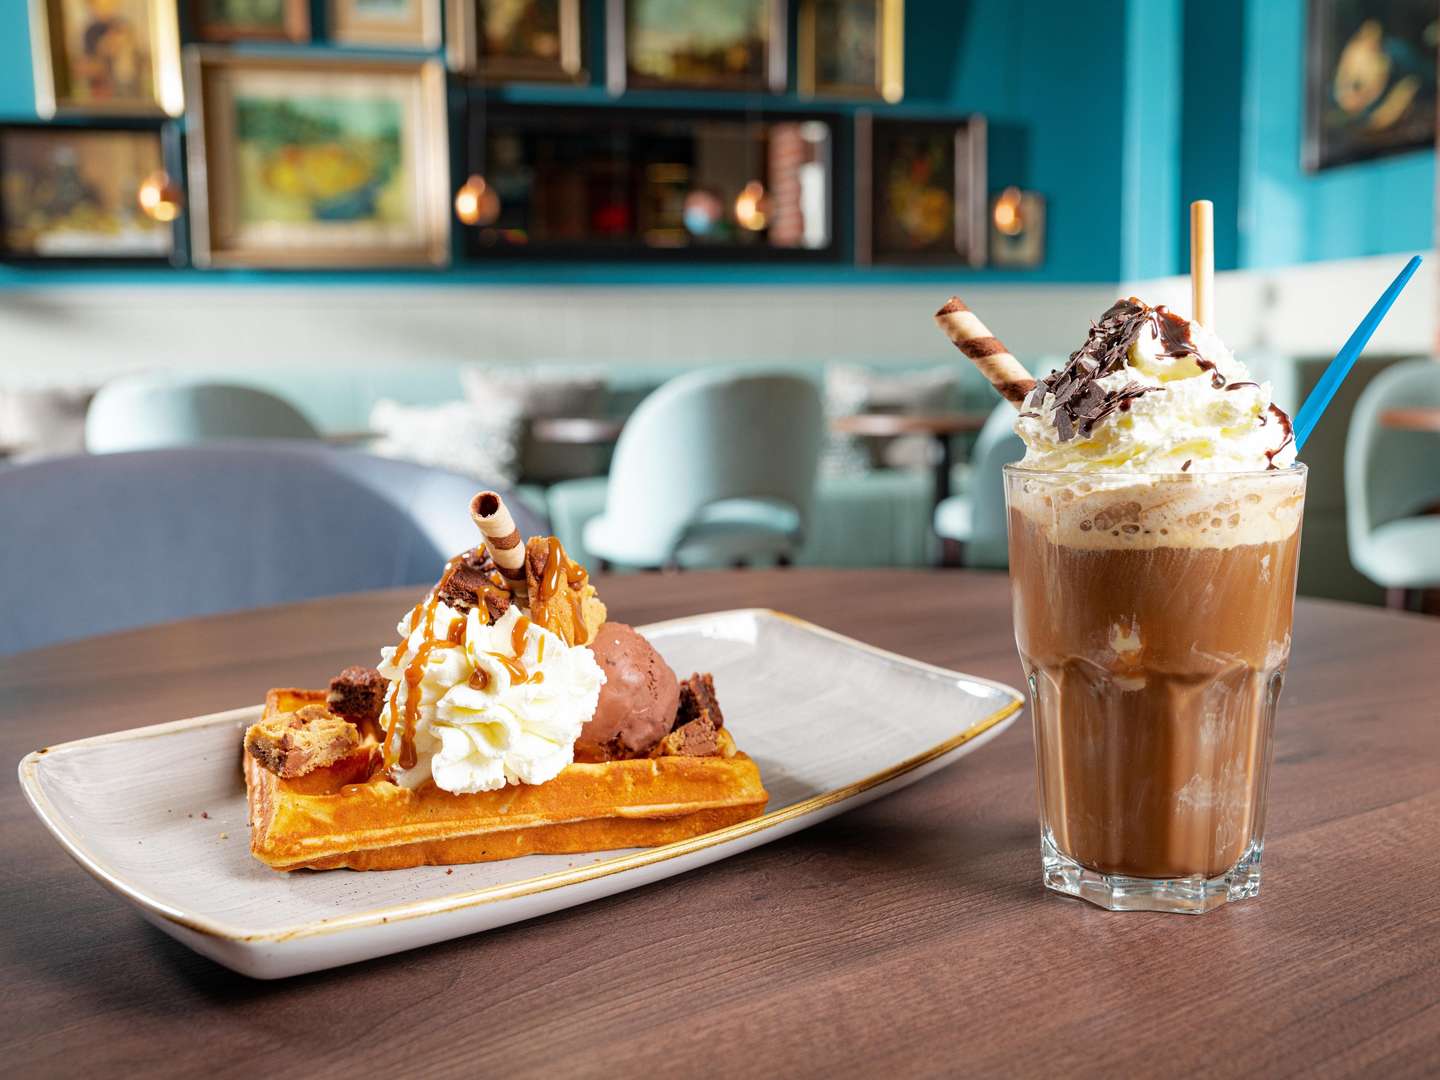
[458, 102, 843, 264]
[0, 120, 187, 266]
[854, 112, 987, 266]
[1303, 0, 1437, 171]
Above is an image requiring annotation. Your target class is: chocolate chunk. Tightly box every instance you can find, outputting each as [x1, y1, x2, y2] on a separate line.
[658, 715, 720, 758]
[676, 673, 723, 731]
[327, 666, 388, 725]
[435, 548, 507, 615]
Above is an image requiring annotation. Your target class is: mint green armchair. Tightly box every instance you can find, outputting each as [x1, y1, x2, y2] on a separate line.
[933, 402, 1025, 568]
[1345, 358, 1440, 607]
[86, 374, 318, 452]
[582, 369, 823, 569]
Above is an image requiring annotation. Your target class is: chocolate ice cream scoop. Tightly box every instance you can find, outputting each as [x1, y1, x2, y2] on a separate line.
[579, 622, 680, 759]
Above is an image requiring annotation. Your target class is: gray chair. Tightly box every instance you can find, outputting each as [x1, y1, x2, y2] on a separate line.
[85, 375, 319, 453]
[0, 442, 546, 656]
[582, 369, 824, 569]
[933, 402, 1026, 568]
[1345, 358, 1440, 608]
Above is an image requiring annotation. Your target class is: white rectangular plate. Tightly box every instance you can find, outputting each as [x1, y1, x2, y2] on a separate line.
[20, 609, 1021, 979]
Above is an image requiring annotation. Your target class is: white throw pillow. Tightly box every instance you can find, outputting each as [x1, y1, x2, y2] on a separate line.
[368, 399, 521, 485]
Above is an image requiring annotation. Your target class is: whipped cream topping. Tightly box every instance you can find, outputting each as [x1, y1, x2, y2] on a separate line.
[377, 601, 605, 794]
[1015, 299, 1296, 474]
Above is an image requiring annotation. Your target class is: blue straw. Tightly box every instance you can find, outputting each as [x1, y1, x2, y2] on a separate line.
[1293, 255, 1422, 451]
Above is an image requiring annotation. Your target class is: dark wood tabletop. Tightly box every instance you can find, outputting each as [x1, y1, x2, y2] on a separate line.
[1379, 407, 1440, 433]
[3, 570, 1437, 1078]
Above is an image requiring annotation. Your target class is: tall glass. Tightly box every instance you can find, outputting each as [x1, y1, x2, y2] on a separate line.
[1003, 465, 1307, 913]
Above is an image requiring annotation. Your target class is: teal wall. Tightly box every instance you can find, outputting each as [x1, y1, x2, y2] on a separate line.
[1238, 0, 1434, 268]
[0, 0, 1430, 286]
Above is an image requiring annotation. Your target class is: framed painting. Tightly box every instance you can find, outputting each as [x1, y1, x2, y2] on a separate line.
[328, 0, 442, 48]
[855, 113, 987, 266]
[459, 104, 840, 262]
[988, 188, 1045, 269]
[797, 0, 903, 103]
[606, 0, 785, 95]
[0, 122, 183, 264]
[446, 0, 585, 83]
[28, 0, 183, 117]
[185, 51, 450, 267]
[191, 0, 311, 43]
[1304, 0, 1438, 170]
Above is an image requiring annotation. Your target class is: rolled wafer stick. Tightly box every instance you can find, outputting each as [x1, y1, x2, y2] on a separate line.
[934, 296, 1037, 407]
[469, 491, 528, 593]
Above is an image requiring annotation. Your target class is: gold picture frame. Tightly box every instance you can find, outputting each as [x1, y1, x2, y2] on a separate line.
[445, 0, 586, 83]
[28, 0, 184, 118]
[191, 0, 312, 44]
[606, 0, 786, 95]
[185, 50, 450, 268]
[798, 0, 903, 103]
[328, 0, 442, 48]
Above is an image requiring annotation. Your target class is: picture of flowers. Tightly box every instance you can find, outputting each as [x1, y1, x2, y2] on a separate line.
[857, 115, 986, 265]
[0, 125, 175, 260]
[187, 54, 449, 266]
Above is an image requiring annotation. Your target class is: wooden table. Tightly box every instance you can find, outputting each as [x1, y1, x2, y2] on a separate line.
[831, 412, 989, 503]
[3, 571, 1436, 1077]
[1379, 408, 1440, 433]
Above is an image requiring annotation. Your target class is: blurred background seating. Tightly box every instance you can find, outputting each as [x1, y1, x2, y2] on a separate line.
[85, 375, 320, 453]
[1345, 359, 1440, 611]
[0, 443, 544, 655]
[580, 369, 823, 570]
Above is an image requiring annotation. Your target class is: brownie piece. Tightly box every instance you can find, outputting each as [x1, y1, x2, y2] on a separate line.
[675, 673, 723, 731]
[436, 548, 511, 621]
[327, 666, 388, 726]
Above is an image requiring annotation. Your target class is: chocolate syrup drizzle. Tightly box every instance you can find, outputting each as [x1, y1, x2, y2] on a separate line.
[1028, 297, 1296, 466]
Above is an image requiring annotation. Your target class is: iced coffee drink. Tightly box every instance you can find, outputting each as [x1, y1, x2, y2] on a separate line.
[1001, 299, 1305, 912]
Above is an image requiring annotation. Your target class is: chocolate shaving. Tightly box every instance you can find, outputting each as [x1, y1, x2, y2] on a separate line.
[1181, 459, 1192, 472]
[1030, 298, 1172, 442]
[1225, 381, 1259, 391]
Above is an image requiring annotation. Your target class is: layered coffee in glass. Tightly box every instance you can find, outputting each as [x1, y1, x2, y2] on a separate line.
[1006, 465, 1306, 912]
[998, 297, 1305, 913]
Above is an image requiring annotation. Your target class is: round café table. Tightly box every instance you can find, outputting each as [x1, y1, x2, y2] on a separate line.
[2, 571, 1436, 1076]
[1379, 408, 1440, 433]
[831, 412, 989, 504]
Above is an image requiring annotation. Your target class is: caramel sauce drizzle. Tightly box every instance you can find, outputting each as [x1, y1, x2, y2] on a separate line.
[379, 539, 583, 774]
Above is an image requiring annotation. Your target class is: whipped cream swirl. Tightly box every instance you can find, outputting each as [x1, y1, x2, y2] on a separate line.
[1015, 299, 1296, 473]
[377, 601, 605, 794]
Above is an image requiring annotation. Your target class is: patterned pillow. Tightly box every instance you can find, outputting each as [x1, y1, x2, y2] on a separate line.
[460, 365, 609, 483]
[368, 399, 521, 486]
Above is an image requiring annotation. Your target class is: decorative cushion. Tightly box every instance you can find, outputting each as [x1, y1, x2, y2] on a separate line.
[368, 399, 521, 486]
[824, 365, 959, 472]
[0, 382, 99, 460]
[460, 365, 608, 484]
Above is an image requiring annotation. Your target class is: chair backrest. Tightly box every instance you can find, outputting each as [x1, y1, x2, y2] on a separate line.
[0, 442, 545, 656]
[966, 401, 1027, 569]
[1345, 358, 1440, 551]
[85, 375, 319, 453]
[603, 368, 824, 560]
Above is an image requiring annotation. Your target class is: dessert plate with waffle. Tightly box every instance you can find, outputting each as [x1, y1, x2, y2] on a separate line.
[20, 491, 1023, 978]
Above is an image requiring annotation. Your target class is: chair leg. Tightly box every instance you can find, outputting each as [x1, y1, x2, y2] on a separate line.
[596, 557, 612, 574]
[1385, 587, 1414, 612]
[731, 559, 750, 570]
[776, 552, 793, 569]
[940, 538, 966, 568]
